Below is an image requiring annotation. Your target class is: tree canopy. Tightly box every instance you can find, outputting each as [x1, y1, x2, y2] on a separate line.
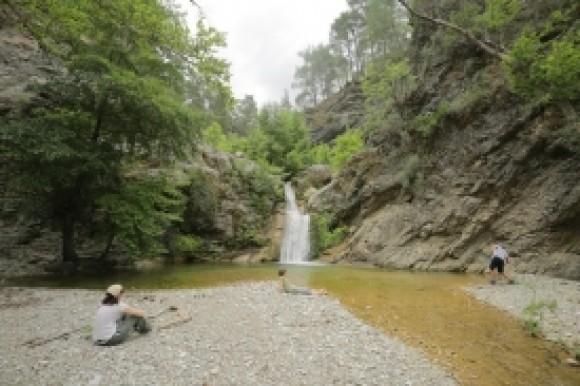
[292, 0, 409, 109]
[1, 0, 231, 264]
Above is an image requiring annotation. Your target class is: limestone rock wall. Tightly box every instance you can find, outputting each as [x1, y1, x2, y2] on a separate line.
[0, 6, 59, 116]
[304, 80, 365, 144]
[308, 4, 580, 279]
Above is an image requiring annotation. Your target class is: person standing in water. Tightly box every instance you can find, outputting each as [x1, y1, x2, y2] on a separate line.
[277, 269, 327, 295]
[92, 284, 152, 346]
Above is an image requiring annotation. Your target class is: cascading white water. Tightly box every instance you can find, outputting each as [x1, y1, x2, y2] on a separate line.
[279, 182, 310, 264]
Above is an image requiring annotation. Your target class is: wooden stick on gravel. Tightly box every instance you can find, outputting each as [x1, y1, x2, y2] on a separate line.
[150, 305, 179, 320]
[157, 309, 192, 331]
[22, 326, 87, 348]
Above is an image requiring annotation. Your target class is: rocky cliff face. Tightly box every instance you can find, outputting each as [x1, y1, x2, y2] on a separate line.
[308, 6, 580, 279]
[304, 80, 365, 144]
[0, 6, 59, 117]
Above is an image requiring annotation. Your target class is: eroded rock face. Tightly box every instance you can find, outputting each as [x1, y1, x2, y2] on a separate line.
[308, 10, 580, 280]
[181, 146, 278, 246]
[304, 80, 365, 144]
[295, 164, 333, 196]
[0, 8, 60, 117]
[310, 88, 579, 279]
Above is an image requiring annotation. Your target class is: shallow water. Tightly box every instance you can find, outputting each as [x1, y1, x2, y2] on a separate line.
[6, 263, 579, 385]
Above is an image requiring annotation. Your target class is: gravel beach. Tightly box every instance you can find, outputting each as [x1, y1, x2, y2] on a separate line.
[1, 282, 457, 386]
[464, 274, 580, 353]
[1, 274, 578, 385]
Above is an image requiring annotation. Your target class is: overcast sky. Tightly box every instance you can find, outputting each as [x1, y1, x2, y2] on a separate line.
[178, 0, 348, 106]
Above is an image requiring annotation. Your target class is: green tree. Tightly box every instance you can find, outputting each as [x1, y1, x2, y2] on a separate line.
[330, 10, 367, 81]
[1, 0, 230, 265]
[258, 105, 311, 176]
[310, 213, 348, 258]
[504, 9, 580, 104]
[230, 95, 258, 135]
[218, 103, 312, 178]
[310, 143, 332, 165]
[293, 44, 343, 108]
[330, 128, 364, 171]
[203, 122, 232, 152]
[362, 58, 415, 133]
[364, 0, 409, 58]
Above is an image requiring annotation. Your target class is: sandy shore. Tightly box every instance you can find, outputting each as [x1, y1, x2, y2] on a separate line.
[1, 282, 456, 385]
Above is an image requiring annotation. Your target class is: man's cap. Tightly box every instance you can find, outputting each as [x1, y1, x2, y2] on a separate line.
[106, 284, 123, 297]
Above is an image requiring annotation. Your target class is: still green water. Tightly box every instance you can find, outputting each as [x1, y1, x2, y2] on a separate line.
[6, 263, 282, 290]
[5, 262, 472, 291]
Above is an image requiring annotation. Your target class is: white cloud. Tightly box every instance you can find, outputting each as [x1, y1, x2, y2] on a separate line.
[178, 0, 348, 106]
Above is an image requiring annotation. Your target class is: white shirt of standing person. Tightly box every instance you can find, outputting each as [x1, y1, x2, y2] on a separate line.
[493, 245, 508, 260]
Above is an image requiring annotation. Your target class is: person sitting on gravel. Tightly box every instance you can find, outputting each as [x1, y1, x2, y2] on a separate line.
[92, 284, 151, 346]
[277, 269, 327, 295]
[487, 245, 514, 285]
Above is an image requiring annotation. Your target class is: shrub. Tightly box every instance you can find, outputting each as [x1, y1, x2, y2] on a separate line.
[310, 213, 348, 258]
[395, 154, 421, 191]
[362, 58, 415, 133]
[173, 234, 201, 254]
[504, 10, 580, 104]
[413, 102, 450, 139]
[522, 298, 558, 338]
[329, 128, 364, 171]
[203, 122, 232, 152]
[225, 227, 267, 249]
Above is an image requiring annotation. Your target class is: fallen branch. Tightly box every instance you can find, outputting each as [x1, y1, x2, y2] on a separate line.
[157, 316, 192, 331]
[22, 326, 86, 348]
[150, 305, 179, 320]
[397, 0, 506, 60]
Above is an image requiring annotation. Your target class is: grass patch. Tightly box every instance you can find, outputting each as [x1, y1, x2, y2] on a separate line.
[522, 298, 557, 338]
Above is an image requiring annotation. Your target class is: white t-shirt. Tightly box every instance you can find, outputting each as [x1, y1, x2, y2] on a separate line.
[92, 302, 128, 342]
[492, 246, 508, 260]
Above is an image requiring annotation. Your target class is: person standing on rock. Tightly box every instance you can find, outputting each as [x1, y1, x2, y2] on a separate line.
[277, 269, 328, 295]
[92, 284, 152, 346]
[488, 245, 513, 284]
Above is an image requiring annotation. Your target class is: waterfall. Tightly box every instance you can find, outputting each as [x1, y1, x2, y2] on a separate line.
[279, 182, 310, 264]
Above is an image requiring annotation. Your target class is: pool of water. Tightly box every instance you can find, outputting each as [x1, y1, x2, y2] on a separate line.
[4, 263, 579, 385]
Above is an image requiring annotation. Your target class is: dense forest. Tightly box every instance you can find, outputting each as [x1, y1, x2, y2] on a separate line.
[0, 0, 578, 277]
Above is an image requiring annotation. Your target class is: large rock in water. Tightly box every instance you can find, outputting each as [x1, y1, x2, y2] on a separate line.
[308, 5, 580, 280]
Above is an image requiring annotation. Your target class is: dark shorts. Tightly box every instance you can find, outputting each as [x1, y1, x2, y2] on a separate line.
[489, 257, 505, 273]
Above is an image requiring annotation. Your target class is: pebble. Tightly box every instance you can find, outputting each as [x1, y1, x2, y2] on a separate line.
[1, 282, 457, 385]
